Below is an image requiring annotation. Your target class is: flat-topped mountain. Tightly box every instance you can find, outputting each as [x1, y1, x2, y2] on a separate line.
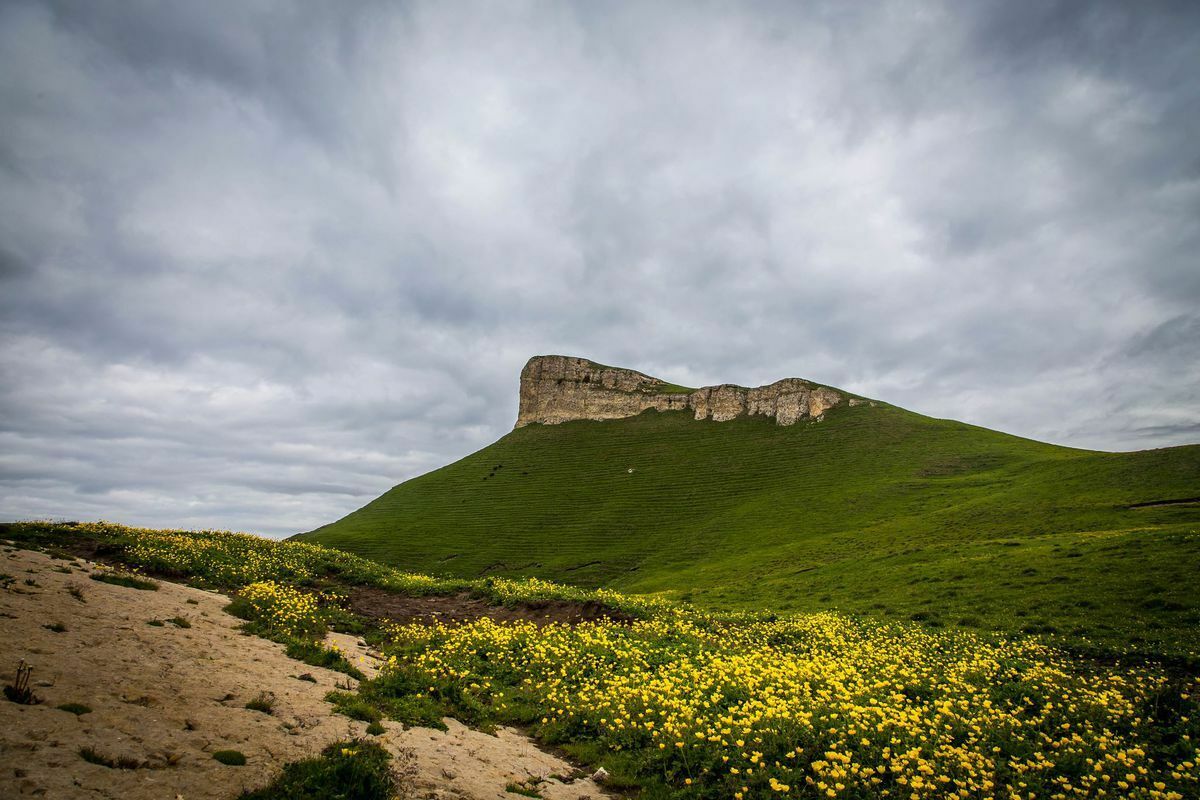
[299, 355, 1200, 653]
[516, 355, 847, 427]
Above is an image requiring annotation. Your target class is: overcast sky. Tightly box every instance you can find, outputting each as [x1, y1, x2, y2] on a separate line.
[2, 1, 1198, 537]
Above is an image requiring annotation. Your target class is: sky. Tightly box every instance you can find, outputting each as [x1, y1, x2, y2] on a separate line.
[1, 1, 1198, 538]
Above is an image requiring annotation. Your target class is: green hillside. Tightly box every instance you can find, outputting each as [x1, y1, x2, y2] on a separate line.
[299, 401, 1200, 656]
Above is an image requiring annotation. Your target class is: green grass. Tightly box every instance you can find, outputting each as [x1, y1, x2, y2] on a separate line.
[90, 572, 158, 591]
[245, 692, 276, 714]
[325, 691, 383, 723]
[283, 639, 365, 680]
[238, 740, 397, 799]
[300, 403, 1200, 656]
[0, 518, 1194, 797]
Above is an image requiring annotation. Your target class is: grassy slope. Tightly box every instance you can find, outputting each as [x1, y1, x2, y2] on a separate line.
[300, 403, 1200, 655]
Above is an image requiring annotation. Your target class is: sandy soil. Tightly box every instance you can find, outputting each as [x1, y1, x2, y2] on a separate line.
[0, 546, 604, 799]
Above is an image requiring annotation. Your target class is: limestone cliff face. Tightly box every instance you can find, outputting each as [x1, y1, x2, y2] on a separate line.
[515, 355, 845, 428]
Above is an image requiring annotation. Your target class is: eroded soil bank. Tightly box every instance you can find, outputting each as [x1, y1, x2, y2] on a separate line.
[348, 586, 635, 627]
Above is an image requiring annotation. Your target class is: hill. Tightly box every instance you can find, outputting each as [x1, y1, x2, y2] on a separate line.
[298, 356, 1200, 655]
[7, 522, 1197, 798]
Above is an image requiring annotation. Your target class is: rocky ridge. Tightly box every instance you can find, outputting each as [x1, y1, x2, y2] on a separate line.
[516, 355, 848, 428]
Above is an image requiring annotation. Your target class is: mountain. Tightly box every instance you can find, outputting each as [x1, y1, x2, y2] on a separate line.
[298, 355, 1200, 654]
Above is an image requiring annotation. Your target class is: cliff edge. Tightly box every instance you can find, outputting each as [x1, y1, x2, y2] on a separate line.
[516, 355, 847, 428]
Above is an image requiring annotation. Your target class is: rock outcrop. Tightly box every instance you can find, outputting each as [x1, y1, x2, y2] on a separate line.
[515, 355, 845, 428]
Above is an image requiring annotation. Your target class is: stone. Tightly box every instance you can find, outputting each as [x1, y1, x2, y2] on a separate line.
[515, 355, 848, 428]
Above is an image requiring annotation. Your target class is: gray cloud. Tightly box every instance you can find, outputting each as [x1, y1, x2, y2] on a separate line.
[1, 0, 1198, 536]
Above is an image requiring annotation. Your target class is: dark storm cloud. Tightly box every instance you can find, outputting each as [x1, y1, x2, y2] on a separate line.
[1, 0, 1198, 536]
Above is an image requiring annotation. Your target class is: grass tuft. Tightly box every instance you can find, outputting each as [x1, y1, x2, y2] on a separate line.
[239, 740, 400, 800]
[90, 572, 158, 590]
[244, 691, 275, 715]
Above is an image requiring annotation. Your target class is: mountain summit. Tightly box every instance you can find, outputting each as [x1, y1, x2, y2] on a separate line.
[516, 355, 847, 428]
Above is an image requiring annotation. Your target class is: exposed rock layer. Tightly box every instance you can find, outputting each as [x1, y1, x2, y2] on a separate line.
[516, 355, 844, 428]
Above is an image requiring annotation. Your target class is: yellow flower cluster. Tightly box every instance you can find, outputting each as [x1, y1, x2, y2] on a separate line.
[22, 521, 1198, 798]
[241, 580, 323, 637]
[67, 521, 460, 594]
[388, 614, 1199, 799]
[33, 522, 673, 612]
[125, 529, 325, 584]
[486, 576, 674, 618]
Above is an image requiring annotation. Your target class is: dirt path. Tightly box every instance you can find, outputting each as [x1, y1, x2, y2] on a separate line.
[0, 546, 604, 799]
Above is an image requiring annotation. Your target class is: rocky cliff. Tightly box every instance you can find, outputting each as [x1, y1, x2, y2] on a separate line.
[515, 355, 846, 428]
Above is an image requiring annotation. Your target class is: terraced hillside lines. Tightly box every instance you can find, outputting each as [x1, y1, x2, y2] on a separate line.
[301, 403, 1200, 656]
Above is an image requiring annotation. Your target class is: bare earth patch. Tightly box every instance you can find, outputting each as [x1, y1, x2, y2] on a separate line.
[348, 586, 635, 627]
[0, 547, 604, 799]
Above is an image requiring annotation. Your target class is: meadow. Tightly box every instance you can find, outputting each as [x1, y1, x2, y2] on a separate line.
[3, 521, 1197, 799]
[299, 405, 1200, 659]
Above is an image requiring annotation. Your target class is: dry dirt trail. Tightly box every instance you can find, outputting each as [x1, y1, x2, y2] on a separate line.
[0, 546, 605, 799]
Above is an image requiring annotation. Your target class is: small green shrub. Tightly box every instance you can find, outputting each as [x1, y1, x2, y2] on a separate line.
[365, 720, 385, 736]
[90, 572, 158, 591]
[284, 639, 364, 679]
[213, 749, 247, 766]
[245, 692, 275, 714]
[57, 702, 92, 715]
[224, 595, 254, 620]
[167, 616, 192, 628]
[239, 740, 396, 800]
[325, 691, 381, 723]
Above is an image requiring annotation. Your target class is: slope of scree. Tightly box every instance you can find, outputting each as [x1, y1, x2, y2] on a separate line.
[299, 357, 1200, 656]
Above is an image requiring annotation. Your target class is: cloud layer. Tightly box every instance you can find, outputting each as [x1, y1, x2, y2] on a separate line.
[2, 1, 1198, 536]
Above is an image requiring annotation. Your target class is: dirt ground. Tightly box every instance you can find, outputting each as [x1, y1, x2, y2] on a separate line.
[0, 546, 605, 799]
[348, 587, 635, 627]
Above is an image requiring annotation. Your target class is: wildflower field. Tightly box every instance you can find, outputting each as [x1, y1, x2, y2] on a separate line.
[3, 521, 1197, 799]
